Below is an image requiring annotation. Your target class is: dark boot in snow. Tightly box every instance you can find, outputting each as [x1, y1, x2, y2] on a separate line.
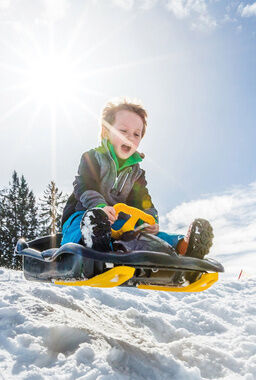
[177, 218, 214, 259]
[177, 218, 214, 283]
[80, 208, 111, 251]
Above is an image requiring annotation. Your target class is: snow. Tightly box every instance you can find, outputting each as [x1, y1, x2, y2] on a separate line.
[0, 262, 255, 379]
[1, 185, 256, 379]
[80, 210, 97, 248]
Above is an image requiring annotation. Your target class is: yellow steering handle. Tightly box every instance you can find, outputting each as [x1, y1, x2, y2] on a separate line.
[111, 203, 155, 239]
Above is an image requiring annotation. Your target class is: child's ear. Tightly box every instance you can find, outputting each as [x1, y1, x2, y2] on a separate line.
[101, 126, 109, 139]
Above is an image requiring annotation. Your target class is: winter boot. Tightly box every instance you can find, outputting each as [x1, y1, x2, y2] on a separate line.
[176, 218, 214, 283]
[80, 208, 112, 251]
[176, 218, 214, 259]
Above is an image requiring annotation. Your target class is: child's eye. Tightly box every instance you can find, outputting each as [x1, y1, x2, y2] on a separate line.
[134, 134, 140, 137]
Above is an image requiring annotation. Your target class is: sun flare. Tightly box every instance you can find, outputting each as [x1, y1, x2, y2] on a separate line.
[0, 13, 162, 130]
[27, 53, 80, 105]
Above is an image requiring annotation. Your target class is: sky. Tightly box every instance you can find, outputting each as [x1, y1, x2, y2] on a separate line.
[0, 0, 256, 217]
[161, 180, 256, 275]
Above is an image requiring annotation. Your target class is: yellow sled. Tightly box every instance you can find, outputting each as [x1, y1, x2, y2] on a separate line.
[16, 203, 224, 292]
[55, 266, 218, 292]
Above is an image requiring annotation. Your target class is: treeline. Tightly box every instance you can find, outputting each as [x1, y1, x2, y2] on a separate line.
[0, 171, 67, 270]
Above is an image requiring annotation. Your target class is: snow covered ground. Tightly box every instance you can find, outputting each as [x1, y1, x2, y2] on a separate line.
[1, 185, 256, 379]
[0, 267, 255, 380]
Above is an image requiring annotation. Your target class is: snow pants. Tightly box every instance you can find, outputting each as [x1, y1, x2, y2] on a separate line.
[61, 211, 184, 249]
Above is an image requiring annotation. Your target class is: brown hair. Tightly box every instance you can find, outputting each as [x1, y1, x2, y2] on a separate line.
[100, 97, 147, 140]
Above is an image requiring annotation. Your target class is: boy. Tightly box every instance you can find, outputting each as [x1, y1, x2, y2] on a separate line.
[61, 98, 213, 259]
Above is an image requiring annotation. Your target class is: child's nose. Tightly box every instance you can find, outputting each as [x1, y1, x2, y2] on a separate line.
[127, 134, 135, 145]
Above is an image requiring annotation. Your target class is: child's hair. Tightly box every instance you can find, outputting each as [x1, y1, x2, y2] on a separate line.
[100, 97, 147, 140]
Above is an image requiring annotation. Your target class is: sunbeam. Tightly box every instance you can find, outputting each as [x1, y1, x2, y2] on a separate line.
[0, 12, 173, 130]
[26, 53, 81, 105]
[0, 96, 32, 125]
[78, 52, 175, 80]
[50, 104, 57, 180]
[0, 62, 28, 76]
[0, 9, 176, 195]
[64, 2, 91, 56]
[0, 15, 180, 193]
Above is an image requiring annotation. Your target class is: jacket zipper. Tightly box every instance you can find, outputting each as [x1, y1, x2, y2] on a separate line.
[118, 167, 132, 194]
[111, 166, 132, 194]
[105, 141, 132, 194]
[108, 154, 118, 191]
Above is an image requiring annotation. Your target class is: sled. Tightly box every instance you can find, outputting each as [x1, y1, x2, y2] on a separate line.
[15, 203, 224, 292]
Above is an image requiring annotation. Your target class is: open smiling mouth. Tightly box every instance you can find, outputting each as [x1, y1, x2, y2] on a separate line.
[121, 144, 132, 153]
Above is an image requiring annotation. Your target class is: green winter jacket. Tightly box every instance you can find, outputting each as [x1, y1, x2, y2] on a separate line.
[62, 139, 158, 225]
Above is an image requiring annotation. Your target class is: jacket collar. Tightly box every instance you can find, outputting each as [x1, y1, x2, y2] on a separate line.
[102, 139, 143, 171]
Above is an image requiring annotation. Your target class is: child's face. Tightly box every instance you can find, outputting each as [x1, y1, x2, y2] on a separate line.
[107, 110, 143, 160]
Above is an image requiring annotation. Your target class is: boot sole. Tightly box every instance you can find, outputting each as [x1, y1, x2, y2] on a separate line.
[184, 218, 214, 283]
[185, 218, 214, 259]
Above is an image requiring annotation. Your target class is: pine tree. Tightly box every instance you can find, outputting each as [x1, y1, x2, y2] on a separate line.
[0, 188, 9, 267]
[0, 171, 38, 269]
[38, 181, 67, 236]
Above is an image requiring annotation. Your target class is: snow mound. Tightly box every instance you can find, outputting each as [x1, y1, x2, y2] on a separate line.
[0, 267, 255, 379]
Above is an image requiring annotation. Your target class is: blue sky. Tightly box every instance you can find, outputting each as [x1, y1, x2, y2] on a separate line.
[0, 0, 255, 216]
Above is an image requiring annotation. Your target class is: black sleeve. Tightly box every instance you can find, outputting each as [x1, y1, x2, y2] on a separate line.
[73, 150, 107, 208]
[126, 170, 159, 223]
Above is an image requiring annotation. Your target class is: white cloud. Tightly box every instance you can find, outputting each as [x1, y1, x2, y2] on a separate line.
[191, 11, 217, 31]
[111, 0, 157, 10]
[239, 2, 256, 17]
[166, 0, 209, 20]
[163, 182, 256, 257]
[112, 0, 134, 11]
[111, 0, 216, 30]
[166, 0, 217, 31]
[139, 0, 157, 10]
[236, 24, 242, 32]
[0, 0, 218, 32]
[166, 0, 190, 18]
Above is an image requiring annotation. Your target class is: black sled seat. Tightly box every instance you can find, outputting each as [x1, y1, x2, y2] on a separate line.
[14, 204, 224, 292]
[15, 234, 224, 287]
[15, 234, 104, 282]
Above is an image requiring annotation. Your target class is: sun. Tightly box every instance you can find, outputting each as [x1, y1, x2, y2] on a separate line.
[26, 53, 81, 106]
[0, 13, 164, 128]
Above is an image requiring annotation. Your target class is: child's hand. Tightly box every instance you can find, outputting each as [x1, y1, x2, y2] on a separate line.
[144, 223, 159, 235]
[102, 206, 117, 225]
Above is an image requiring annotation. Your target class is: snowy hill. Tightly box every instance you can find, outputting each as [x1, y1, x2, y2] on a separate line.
[0, 267, 255, 379]
[1, 185, 256, 379]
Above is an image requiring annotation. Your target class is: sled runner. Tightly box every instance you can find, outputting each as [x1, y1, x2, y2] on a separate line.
[15, 203, 224, 292]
